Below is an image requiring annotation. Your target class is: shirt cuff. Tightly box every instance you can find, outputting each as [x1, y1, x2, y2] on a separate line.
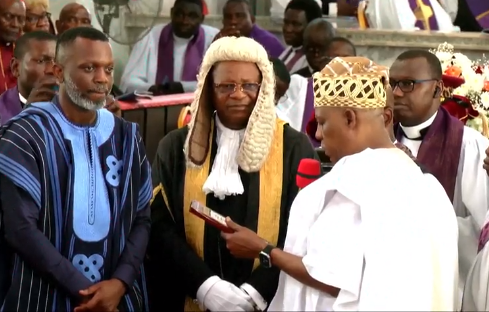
[196, 275, 221, 310]
[241, 283, 267, 311]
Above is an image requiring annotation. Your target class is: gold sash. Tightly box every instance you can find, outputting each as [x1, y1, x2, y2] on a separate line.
[183, 119, 286, 311]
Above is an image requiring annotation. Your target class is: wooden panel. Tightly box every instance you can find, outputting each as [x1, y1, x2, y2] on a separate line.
[166, 104, 187, 134]
[144, 107, 167, 164]
[122, 109, 146, 138]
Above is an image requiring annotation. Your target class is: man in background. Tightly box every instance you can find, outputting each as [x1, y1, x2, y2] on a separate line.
[23, 0, 50, 33]
[0, 0, 25, 95]
[215, 0, 284, 58]
[0, 30, 55, 124]
[279, 0, 322, 73]
[295, 18, 335, 78]
[121, 0, 218, 95]
[390, 49, 489, 302]
[55, 3, 92, 35]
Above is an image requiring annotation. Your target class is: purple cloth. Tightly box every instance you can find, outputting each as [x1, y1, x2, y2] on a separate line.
[395, 107, 463, 202]
[0, 86, 22, 125]
[407, 0, 439, 30]
[156, 24, 206, 84]
[249, 24, 285, 58]
[466, 0, 489, 28]
[301, 79, 319, 147]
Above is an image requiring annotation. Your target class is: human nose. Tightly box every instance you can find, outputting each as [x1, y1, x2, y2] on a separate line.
[93, 68, 109, 84]
[315, 124, 323, 141]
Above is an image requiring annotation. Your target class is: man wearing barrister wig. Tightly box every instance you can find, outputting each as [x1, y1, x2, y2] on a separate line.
[222, 56, 459, 311]
[146, 36, 316, 311]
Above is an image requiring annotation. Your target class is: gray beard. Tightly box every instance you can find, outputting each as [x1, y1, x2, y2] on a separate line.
[64, 75, 106, 111]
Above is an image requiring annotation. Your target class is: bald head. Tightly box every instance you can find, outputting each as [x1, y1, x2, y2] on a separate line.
[0, 0, 25, 43]
[304, 18, 335, 38]
[56, 3, 91, 35]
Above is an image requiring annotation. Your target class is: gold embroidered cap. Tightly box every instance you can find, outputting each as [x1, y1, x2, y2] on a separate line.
[24, 0, 49, 8]
[184, 36, 276, 172]
[313, 56, 389, 109]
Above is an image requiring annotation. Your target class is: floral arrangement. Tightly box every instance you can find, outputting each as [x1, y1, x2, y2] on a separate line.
[430, 42, 489, 136]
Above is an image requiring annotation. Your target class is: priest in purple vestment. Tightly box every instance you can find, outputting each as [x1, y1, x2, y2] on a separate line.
[0, 30, 56, 125]
[216, 0, 285, 58]
[120, 0, 219, 94]
[390, 49, 489, 305]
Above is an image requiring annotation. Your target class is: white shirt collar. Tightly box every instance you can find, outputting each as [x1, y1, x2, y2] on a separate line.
[19, 92, 26, 105]
[400, 111, 437, 139]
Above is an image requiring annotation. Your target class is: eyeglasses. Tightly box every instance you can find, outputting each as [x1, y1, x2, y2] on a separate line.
[26, 12, 51, 24]
[389, 79, 438, 93]
[214, 82, 261, 95]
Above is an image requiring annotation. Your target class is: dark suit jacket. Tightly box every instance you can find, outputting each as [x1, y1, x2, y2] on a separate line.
[295, 66, 313, 78]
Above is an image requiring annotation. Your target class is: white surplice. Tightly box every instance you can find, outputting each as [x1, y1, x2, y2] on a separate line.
[275, 74, 308, 131]
[463, 213, 489, 311]
[269, 148, 459, 311]
[365, 0, 455, 31]
[278, 46, 308, 74]
[120, 23, 219, 93]
[399, 112, 489, 303]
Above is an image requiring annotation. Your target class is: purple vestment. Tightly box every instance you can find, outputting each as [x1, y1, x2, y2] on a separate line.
[395, 107, 463, 202]
[407, 0, 440, 30]
[249, 24, 285, 58]
[156, 24, 206, 84]
[465, 0, 489, 28]
[0, 86, 22, 125]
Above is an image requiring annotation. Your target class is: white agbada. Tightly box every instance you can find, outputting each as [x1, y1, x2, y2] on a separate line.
[278, 46, 308, 74]
[399, 112, 489, 301]
[275, 74, 308, 131]
[463, 213, 489, 311]
[365, 0, 455, 31]
[269, 147, 459, 311]
[120, 24, 219, 93]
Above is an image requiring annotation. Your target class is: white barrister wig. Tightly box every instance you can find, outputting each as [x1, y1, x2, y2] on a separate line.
[184, 36, 277, 172]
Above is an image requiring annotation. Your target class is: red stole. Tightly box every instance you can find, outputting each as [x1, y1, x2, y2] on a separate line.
[0, 43, 16, 95]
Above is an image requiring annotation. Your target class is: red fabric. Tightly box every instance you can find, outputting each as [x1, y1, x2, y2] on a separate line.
[305, 112, 317, 142]
[0, 44, 16, 95]
[441, 95, 479, 125]
[202, 0, 208, 15]
[442, 74, 464, 88]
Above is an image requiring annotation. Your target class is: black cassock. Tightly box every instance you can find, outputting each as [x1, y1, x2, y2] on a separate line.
[146, 124, 316, 311]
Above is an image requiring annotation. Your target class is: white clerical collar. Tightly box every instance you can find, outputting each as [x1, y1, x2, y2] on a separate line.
[292, 45, 302, 51]
[173, 33, 193, 44]
[19, 92, 26, 105]
[202, 115, 245, 200]
[400, 111, 437, 139]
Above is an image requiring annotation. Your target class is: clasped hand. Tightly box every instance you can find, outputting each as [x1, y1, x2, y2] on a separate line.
[74, 279, 126, 312]
[221, 218, 268, 259]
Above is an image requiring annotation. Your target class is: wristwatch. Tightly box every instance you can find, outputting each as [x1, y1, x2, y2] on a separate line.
[259, 244, 276, 268]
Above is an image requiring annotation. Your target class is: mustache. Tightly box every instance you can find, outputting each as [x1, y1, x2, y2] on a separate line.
[88, 85, 109, 93]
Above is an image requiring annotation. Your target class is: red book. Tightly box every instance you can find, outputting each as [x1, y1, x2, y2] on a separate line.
[189, 200, 233, 233]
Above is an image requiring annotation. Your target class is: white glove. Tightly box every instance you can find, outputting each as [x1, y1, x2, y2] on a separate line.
[203, 279, 255, 311]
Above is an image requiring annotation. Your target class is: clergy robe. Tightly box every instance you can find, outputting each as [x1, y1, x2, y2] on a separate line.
[295, 66, 313, 78]
[269, 147, 459, 311]
[278, 46, 307, 74]
[146, 120, 316, 311]
[120, 23, 219, 93]
[0, 43, 16, 95]
[395, 107, 489, 302]
[0, 86, 23, 125]
[463, 213, 489, 310]
[0, 100, 152, 311]
[365, 0, 455, 30]
[249, 24, 285, 58]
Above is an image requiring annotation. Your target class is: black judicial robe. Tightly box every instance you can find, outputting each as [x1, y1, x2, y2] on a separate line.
[146, 123, 316, 311]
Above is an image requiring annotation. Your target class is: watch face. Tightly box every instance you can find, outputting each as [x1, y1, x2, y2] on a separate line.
[259, 252, 271, 268]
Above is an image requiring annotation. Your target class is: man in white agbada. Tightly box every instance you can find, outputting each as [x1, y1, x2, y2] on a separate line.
[120, 0, 218, 94]
[364, 0, 455, 31]
[222, 56, 459, 311]
[462, 146, 489, 311]
[390, 50, 489, 303]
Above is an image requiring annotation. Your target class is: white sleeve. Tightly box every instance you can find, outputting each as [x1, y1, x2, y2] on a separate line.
[365, 0, 417, 30]
[302, 192, 363, 299]
[119, 31, 158, 93]
[458, 131, 489, 288]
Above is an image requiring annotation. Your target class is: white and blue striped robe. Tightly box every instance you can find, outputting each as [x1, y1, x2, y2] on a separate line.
[0, 100, 152, 312]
